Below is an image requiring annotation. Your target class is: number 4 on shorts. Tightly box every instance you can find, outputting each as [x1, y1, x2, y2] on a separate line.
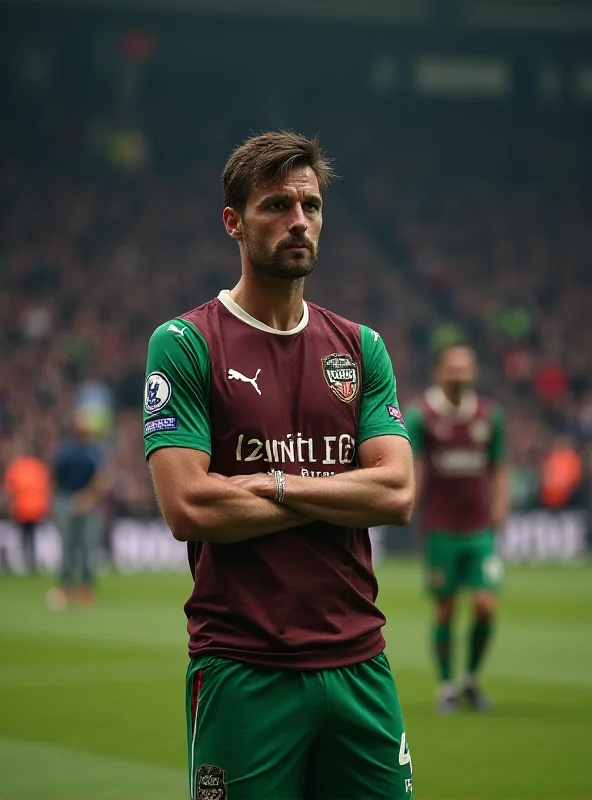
[399, 732, 412, 772]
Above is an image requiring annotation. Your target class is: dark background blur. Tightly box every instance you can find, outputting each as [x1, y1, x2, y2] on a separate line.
[1, 0, 591, 531]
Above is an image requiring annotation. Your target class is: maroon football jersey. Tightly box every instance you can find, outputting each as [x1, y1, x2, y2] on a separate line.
[406, 386, 505, 535]
[144, 291, 409, 668]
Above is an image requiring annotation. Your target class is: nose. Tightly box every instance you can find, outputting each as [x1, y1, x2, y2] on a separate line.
[288, 203, 308, 234]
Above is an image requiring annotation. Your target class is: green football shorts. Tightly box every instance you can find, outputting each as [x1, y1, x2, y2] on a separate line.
[425, 529, 504, 597]
[185, 651, 413, 800]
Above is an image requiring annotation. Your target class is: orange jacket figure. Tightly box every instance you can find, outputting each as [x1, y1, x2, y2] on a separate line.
[4, 456, 52, 523]
[540, 439, 582, 509]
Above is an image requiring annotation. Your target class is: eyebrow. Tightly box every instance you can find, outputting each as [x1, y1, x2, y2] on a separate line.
[260, 192, 323, 206]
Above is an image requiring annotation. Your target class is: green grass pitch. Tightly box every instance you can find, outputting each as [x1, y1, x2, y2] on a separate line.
[0, 558, 591, 800]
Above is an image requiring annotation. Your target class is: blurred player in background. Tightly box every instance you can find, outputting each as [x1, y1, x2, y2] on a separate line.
[145, 132, 415, 800]
[46, 410, 107, 609]
[3, 438, 52, 574]
[405, 343, 509, 714]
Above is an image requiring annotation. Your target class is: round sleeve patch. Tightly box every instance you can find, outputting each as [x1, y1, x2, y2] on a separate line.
[144, 371, 172, 415]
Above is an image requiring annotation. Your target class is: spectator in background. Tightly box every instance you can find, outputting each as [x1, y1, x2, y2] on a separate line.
[501, 343, 535, 397]
[2, 438, 52, 573]
[46, 410, 107, 610]
[533, 357, 569, 411]
[540, 435, 583, 510]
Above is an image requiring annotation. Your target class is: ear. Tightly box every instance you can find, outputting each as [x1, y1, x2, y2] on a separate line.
[223, 207, 243, 240]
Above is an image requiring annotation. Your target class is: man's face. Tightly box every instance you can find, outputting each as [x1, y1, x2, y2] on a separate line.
[436, 346, 477, 393]
[238, 166, 322, 280]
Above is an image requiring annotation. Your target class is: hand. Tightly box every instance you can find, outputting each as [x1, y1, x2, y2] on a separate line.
[225, 473, 277, 498]
[73, 493, 94, 515]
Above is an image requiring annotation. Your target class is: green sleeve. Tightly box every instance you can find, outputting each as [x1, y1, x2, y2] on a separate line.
[404, 404, 425, 455]
[489, 403, 506, 464]
[143, 319, 212, 459]
[357, 325, 410, 445]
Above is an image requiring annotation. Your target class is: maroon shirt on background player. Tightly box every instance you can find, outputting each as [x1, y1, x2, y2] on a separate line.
[144, 132, 415, 799]
[406, 343, 508, 715]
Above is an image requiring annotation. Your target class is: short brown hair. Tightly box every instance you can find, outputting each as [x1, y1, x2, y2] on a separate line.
[222, 131, 336, 213]
[432, 340, 474, 367]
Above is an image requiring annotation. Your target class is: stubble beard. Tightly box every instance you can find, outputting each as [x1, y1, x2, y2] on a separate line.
[444, 381, 472, 404]
[243, 230, 318, 280]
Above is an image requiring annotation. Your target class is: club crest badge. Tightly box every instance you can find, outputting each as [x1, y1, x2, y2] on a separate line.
[144, 371, 172, 415]
[322, 353, 359, 403]
[196, 764, 227, 800]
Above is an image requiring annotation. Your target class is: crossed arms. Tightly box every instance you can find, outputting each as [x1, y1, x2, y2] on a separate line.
[149, 435, 415, 544]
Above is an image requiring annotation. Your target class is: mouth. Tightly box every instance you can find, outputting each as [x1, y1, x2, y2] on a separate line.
[283, 243, 311, 252]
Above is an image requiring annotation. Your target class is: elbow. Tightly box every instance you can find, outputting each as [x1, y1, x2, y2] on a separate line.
[386, 488, 415, 527]
[170, 513, 195, 542]
[171, 522, 192, 542]
[168, 503, 210, 542]
[391, 503, 414, 527]
[169, 503, 229, 543]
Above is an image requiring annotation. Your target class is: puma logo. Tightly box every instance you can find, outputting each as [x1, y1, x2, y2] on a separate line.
[168, 323, 187, 336]
[227, 368, 262, 396]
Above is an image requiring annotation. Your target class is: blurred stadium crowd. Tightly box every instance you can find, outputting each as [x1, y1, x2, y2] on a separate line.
[2, 121, 591, 519]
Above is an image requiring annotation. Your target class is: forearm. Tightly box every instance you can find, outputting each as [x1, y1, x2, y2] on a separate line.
[281, 467, 414, 527]
[490, 462, 510, 527]
[168, 480, 311, 543]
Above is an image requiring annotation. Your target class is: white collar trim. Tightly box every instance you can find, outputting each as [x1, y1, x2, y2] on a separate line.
[217, 290, 309, 336]
[425, 385, 478, 418]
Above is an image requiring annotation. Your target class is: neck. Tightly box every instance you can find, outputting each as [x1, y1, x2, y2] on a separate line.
[228, 272, 306, 332]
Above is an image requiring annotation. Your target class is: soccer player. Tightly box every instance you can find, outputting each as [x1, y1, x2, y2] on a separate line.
[3, 437, 51, 574]
[47, 410, 107, 609]
[405, 343, 508, 714]
[144, 132, 415, 800]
